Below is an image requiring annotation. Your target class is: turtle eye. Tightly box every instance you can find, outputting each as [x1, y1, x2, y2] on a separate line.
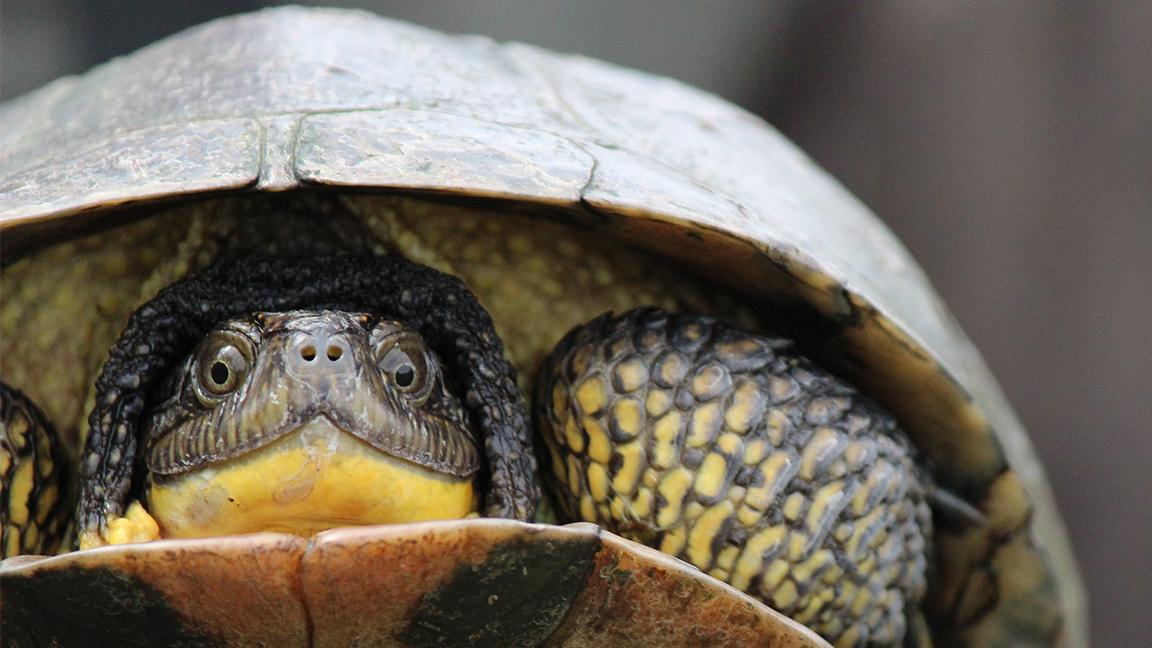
[372, 323, 437, 402]
[379, 342, 430, 396]
[394, 362, 416, 387]
[194, 332, 254, 400]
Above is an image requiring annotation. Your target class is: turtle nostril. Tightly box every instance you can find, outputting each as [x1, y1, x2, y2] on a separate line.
[326, 344, 344, 361]
[300, 345, 317, 361]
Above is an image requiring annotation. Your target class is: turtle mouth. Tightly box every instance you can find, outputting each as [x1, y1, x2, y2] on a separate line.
[145, 415, 478, 539]
[146, 375, 481, 481]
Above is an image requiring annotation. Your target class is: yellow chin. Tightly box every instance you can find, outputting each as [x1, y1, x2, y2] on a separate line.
[146, 417, 477, 539]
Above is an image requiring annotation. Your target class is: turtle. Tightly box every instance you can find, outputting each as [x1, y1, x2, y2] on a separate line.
[0, 6, 1084, 648]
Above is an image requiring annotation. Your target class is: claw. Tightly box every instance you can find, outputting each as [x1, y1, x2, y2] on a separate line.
[81, 501, 161, 549]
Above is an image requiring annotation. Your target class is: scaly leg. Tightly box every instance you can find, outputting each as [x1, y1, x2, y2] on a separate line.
[1, 384, 72, 556]
[535, 308, 932, 647]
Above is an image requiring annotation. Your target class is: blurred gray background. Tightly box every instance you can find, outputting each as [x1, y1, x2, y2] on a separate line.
[2, 1, 1148, 644]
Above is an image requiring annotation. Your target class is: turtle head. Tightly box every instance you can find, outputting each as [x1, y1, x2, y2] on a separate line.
[141, 310, 480, 539]
[76, 256, 539, 550]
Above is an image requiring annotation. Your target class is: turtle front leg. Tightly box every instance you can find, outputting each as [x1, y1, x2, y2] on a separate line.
[535, 308, 932, 647]
[0, 384, 73, 556]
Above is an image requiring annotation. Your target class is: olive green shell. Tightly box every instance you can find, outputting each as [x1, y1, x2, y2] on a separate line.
[0, 7, 1083, 646]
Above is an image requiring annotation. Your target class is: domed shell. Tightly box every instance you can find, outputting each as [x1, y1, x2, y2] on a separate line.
[0, 7, 1083, 645]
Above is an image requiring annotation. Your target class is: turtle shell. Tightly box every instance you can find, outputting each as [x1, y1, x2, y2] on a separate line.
[0, 7, 1083, 646]
[0, 519, 827, 647]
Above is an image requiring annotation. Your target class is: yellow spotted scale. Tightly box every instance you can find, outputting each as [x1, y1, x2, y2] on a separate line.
[536, 308, 932, 647]
[0, 385, 71, 557]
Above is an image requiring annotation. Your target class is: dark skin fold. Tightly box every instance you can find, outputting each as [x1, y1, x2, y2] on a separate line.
[78, 255, 539, 547]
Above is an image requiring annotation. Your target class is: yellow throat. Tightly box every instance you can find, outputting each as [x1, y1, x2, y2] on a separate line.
[146, 416, 477, 539]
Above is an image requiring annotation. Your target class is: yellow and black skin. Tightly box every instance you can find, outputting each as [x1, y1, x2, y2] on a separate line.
[75, 255, 538, 548]
[0, 385, 72, 556]
[536, 308, 933, 647]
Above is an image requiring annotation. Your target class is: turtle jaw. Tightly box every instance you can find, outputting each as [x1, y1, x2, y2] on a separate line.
[145, 415, 477, 540]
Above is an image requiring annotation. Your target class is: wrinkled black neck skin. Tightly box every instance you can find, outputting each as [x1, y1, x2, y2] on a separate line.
[79, 255, 539, 541]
